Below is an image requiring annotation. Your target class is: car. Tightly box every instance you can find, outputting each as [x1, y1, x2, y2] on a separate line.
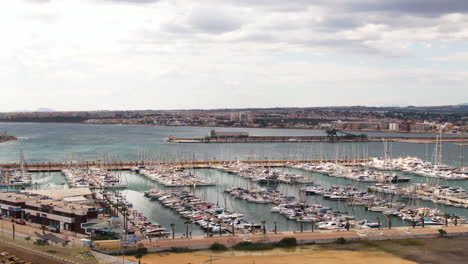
[46, 226, 60, 233]
[15, 219, 26, 225]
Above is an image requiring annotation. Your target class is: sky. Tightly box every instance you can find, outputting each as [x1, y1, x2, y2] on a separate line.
[1, 0, 468, 111]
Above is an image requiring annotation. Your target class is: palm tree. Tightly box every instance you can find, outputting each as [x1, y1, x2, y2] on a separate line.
[311, 221, 314, 232]
[385, 214, 393, 229]
[135, 253, 143, 264]
[299, 217, 304, 232]
[443, 213, 450, 227]
[274, 221, 277, 234]
[206, 219, 211, 237]
[41, 225, 47, 235]
[170, 223, 175, 239]
[231, 216, 236, 236]
[376, 217, 381, 230]
[418, 213, 427, 228]
[411, 215, 416, 228]
[218, 220, 222, 237]
[11, 220, 15, 240]
[452, 215, 460, 226]
[184, 220, 191, 238]
[121, 207, 128, 233]
[261, 220, 266, 235]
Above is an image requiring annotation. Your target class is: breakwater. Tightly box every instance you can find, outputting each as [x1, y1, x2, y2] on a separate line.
[168, 135, 466, 144]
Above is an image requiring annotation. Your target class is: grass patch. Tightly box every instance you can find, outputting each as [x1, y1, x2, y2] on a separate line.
[233, 237, 297, 251]
[168, 247, 193, 253]
[210, 243, 228, 251]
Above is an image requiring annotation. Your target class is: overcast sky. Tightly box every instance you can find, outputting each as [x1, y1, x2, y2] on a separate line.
[1, 0, 468, 111]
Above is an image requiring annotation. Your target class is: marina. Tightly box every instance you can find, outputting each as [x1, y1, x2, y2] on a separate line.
[0, 123, 467, 251]
[134, 165, 215, 187]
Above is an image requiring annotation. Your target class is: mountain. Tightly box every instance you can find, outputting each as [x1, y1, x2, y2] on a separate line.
[35, 108, 56, 112]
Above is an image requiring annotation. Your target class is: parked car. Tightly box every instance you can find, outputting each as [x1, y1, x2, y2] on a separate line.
[46, 225, 60, 233]
[15, 219, 26, 225]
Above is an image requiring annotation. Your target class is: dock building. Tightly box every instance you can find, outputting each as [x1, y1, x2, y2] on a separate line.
[0, 190, 98, 234]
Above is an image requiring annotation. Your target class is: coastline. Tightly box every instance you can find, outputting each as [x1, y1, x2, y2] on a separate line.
[0, 121, 461, 136]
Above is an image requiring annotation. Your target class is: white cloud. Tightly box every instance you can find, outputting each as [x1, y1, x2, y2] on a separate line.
[0, 0, 467, 111]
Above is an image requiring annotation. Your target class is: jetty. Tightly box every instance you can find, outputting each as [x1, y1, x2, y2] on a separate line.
[167, 135, 466, 144]
[0, 132, 16, 144]
[0, 159, 369, 172]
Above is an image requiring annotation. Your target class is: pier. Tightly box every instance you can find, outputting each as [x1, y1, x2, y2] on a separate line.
[0, 159, 369, 172]
[167, 135, 467, 144]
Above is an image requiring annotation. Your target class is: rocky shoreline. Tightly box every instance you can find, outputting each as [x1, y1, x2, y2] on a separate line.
[0, 135, 17, 143]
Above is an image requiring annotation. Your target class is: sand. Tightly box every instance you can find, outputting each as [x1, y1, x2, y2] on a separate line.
[126, 249, 415, 264]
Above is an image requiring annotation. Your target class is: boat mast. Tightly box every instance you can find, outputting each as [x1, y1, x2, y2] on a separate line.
[461, 128, 465, 169]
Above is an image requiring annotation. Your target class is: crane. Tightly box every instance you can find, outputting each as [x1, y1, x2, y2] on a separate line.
[326, 128, 367, 142]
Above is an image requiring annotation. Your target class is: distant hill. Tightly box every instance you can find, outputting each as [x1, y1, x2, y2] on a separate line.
[35, 108, 56, 112]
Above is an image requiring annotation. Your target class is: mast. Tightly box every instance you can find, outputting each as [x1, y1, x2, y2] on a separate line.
[461, 128, 465, 169]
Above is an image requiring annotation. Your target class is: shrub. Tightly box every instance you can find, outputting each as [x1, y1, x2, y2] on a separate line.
[169, 247, 192, 253]
[438, 229, 447, 237]
[275, 237, 297, 248]
[336, 237, 346, 244]
[233, 242, 274, 251]
[210, 243, 228, 251]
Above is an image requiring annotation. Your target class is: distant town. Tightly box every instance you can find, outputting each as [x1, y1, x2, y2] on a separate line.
[0, 105, 467, 134]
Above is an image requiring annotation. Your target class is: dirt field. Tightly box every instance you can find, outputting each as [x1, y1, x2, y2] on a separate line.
[125, 235, 468, 264]
[125, 247, 415, 264]
[320, 236, 468, 264]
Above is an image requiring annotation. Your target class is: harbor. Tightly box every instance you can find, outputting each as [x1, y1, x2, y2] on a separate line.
[0, 123, 467, 258]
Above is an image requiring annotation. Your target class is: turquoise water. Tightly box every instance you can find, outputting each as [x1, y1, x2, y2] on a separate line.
[0, 123, 465, 166]
[1, 122, 467, 234]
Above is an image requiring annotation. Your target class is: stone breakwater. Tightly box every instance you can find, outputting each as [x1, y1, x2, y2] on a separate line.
[0, 135, 17, 144]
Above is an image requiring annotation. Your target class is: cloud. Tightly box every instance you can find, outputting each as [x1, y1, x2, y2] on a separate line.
[433, 52, 468, 62]
[0, 0, 467, 111]
[187, 6, 243, 34]
[103, 0, 160, 3]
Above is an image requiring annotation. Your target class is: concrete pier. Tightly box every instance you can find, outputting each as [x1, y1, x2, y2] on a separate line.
[0, 159, 369, 172]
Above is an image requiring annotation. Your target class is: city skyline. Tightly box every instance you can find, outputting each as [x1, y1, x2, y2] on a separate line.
[1, 0, 468, 111]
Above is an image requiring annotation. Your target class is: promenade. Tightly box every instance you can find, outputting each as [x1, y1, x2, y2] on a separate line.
[94, 224, 468, 253]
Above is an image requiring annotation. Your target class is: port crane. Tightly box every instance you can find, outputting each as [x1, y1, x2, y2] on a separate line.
[326, 128, 367, 142]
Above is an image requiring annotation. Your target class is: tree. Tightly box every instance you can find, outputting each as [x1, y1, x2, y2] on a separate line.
[299, 217, 304, 232]
[274, 221, 277, 234]
[231, 216, 236, 236]
[184, 220, 191, 238]
[206, 219, 211, 237]
[376, 217, 381, 230]
[157, 224, 163, 239]
[452, 215, 460, 226]
[261, 220, 266, 235]
[385, 214, 393, 229]
[135, 243, 147, 264]
[135, 253, 143, 264]
[311, 221, 314, 233]
[411, 215, 416, 228]
[11, 220, 15, 240]
[170, 223, 175, 239]
[218, 220, 222, 237]
[418, 213, 427, 228]
[443, 213, 450, 227]
[41, 225, 47, 235]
